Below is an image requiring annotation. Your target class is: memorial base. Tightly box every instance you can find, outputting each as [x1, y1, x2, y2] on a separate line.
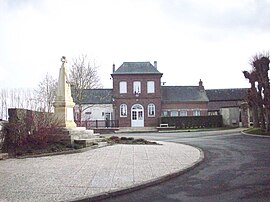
[56, 127, 95, 145]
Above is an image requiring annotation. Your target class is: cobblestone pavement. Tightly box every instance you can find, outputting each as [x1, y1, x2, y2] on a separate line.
[0, 142, 203, 202]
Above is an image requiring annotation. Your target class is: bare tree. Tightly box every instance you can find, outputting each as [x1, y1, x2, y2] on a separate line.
[35, 73, 57, 113]
[69, 55, 102, 125]
[0, 89, 8, 120]
[243, 52, 270, 133]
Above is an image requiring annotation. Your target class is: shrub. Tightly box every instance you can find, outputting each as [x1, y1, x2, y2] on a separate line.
[2, 109, 62, 156]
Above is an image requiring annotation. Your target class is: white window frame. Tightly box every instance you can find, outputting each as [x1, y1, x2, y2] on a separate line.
[120, 104, 127, 117]
[147, 81, 155, 93]
[162, 111, 168, 117]
[133, 81, 141, 94]
[148, 103, 155, 117]
[119, 81, 127, 94]
[179, 110, 188, 116]
[193, 110, 201, 116]
[170, 111, 178, 117]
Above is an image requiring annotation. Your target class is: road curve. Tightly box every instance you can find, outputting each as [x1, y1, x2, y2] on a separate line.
[102, 130, 270, 202]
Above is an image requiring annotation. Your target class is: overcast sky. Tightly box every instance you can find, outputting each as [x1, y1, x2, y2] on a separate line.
[0, 0, 269, 90]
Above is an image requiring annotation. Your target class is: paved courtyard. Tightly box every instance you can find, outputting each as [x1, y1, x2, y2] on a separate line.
[0, 142, 202, 202]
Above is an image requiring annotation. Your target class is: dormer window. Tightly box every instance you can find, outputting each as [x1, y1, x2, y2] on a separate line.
[133, 81, 141, 95]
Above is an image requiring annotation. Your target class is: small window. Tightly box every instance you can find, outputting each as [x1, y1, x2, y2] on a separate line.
[132, 111, 137, 120]
[120, 104, 127, 117]
[148, 103, 155, 117]
[193, 110, 200, 116]
[162, 111, 168, 117]
[133, 81, 141, 94]
[147, 81, 155, 93]
[171, 111, 178, 117]
[119, 81, 127, 94]
[180, 110, 187, 116]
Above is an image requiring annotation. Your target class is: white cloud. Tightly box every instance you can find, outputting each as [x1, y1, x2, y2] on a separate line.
[0, 0, 269, 89]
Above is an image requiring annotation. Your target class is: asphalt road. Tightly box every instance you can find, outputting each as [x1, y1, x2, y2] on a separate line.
[101, 130, 270, 202]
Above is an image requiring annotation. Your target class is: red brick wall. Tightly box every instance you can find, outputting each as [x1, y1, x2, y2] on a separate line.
[112, 74, 162, 127]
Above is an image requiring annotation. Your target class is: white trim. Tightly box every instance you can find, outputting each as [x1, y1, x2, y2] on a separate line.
[120, 104, 127, 117]
[148, 103, 155, 117]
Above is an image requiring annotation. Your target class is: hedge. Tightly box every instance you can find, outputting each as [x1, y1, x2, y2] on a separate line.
[158, 115, 223, 129]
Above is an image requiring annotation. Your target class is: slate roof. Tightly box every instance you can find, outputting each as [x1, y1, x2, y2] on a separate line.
[161, 86, 209, 102]
[112, 62, 162, 75]
[73, 89, 113, 104]
[206, 88, 248, 101]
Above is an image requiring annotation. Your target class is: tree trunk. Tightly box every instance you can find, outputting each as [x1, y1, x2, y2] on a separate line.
[78, 105, 83, 127]
[251, 105, 260, 127]
[265, 107, 270, 134]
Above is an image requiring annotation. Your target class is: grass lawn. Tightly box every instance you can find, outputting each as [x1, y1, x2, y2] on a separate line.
[244, 128, 270, 136]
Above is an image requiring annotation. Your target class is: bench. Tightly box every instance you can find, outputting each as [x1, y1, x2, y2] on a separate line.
[159, 123, 169, 128]
[156, 124, 176, 131]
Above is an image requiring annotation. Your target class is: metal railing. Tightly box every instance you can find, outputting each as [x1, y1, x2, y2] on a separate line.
[76, 120, 119, 129]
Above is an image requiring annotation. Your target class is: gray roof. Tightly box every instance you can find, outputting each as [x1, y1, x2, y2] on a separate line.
[161, 86, 209, 102]
[112, 62, 162, 75]
[73, 89, 112, 104]
[206, 88, 248, 101]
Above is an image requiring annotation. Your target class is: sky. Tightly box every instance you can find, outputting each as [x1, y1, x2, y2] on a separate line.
[0, 0, 269, 90]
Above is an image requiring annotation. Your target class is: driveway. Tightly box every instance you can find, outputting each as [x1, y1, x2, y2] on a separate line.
[101, 129, 270, 201]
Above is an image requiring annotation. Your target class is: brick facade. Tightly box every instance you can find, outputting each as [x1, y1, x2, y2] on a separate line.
[112, 74, 162, 127]
[76, 62, 249, 128]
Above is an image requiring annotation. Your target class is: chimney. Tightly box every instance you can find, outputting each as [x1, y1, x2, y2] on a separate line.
[112, 64, 115, 73]
[199, 79, 204, 91]
[154, 61, 157, 69]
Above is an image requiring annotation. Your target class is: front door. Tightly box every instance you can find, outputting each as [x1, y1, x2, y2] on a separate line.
[131, 104, 144, 127]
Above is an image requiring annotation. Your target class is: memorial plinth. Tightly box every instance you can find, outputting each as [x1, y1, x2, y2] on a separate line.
[53, 56, 95, 145]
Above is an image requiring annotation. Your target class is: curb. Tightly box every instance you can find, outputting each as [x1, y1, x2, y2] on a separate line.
[241, 130, 270, 138]
[74, 145, 205, 202]
[14, 143, 111, 159]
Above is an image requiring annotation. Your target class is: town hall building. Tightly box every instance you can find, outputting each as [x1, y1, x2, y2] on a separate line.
[74, 61, 248, 128]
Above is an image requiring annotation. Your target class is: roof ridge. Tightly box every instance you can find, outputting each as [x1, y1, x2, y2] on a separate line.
[162, 85, 198, 87]
[83, 88, 112, 90]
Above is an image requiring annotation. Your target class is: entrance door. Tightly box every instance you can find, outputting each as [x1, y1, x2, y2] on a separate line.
[131, 104, 144, 127]
[105, 112, 111, 127]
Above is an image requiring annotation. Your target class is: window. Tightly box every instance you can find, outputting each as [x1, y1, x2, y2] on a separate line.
[170, 111, 178, 116]
[148, 104, 155, 117]
[132, 111, 137, 120]
[119, 81, 127, 94]
[180, 110, 187, 116]
[193, 110, 200, 116]
[85, 112, 91, 120]
[120, 104, 127, 117]
[162, 111, 168, 117]
[133, 81, 141, 94]
[147, 81, 155, 93]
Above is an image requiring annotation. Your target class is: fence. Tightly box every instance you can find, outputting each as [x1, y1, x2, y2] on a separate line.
[76, 120, 119, 129]
[158, 115, 223, 129]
